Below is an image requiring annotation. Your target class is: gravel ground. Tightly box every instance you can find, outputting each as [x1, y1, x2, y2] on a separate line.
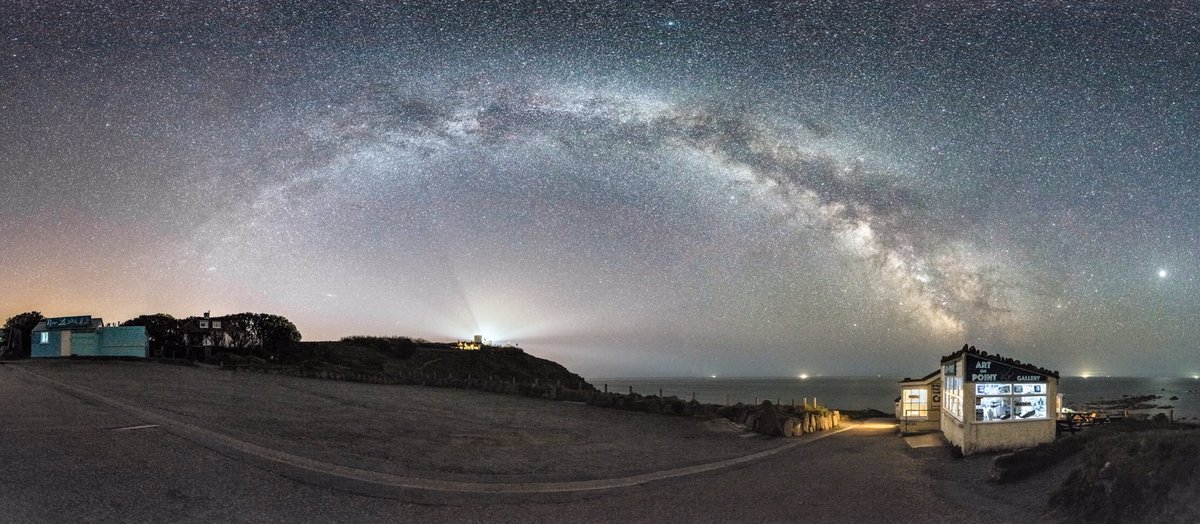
[17, 359, 785, 482]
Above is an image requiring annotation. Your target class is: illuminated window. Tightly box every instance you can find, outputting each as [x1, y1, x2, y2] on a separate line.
[943, 363, 963, 421]
[976, 397, 1013, 421]
[199, 320, 209, 329]
[974, 383, 1047, 422]
[902, 388, 928, 418]
[39, 332, 48, 344]
[212, 321, 221, 329]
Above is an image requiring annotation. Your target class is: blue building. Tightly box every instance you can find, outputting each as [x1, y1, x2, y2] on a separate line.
[30, 315, 148, 358]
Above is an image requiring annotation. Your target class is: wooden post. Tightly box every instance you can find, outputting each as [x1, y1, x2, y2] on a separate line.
[692, 392, 696, 401]
[604, 383, 608, 393]
[629, 385, 633, 395]
[659, 388, 663, 398]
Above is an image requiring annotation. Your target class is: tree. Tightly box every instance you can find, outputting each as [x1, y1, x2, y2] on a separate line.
[2, 311, 44, 359]
[210, 313, 301, 360]
[256, 313, 302, 356]
[120, 314, 183, 358]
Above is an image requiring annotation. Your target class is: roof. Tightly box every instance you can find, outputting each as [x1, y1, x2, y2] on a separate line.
[898, 369, 941, 384]
[32, 318, 103, 331]
[940, 344, 1060, 379]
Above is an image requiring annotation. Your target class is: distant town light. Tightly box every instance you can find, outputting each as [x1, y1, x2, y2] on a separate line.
[798, 373, 809, 380]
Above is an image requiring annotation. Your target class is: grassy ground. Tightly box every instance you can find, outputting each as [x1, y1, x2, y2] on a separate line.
[224, 337, 593, 390]
[1049, 425, 1200, 523]
[988, 417, 1199, 523]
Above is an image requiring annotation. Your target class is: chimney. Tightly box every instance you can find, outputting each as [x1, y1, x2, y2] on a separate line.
[204, 311, 210, 318]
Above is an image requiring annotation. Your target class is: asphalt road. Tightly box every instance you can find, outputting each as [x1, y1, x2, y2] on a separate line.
[0, 362, 1047, 523]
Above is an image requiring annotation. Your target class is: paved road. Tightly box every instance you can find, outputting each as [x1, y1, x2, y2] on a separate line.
[0, 363, 992, 523]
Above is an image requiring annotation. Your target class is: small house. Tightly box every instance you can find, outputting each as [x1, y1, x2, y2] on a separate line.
[30, 315, 147, 358]
[895, 370, 942, 434]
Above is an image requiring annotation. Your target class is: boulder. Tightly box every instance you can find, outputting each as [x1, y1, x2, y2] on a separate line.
[744, 413, 759, 429]
[782, 417, 799, 437]
[753, 401, 784, 437]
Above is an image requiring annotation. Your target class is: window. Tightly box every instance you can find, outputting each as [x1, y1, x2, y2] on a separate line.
[199, 320, 209, 329]
[39, 332, 49, 344]
[976, 397, 1012, 421]
[212, 321, 221, 329]
[943, 362, 963, 421]
[974, 382, 1047, 422]
[902, 388, 928, 418]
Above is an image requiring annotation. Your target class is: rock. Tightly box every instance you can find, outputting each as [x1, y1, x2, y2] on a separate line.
[782, 417, 799, 437]
[744, 413, 759, 428]
[753, 401, 784, 436]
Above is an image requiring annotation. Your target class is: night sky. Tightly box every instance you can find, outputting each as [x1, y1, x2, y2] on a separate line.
[2, 1, 1197, 377]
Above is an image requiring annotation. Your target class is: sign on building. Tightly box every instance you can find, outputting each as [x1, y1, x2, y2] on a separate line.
[965, 355, 1047, 383]
[45, 316, 93, 330]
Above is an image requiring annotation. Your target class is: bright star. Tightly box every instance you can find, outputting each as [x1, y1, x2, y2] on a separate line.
[1158, 269, 1168, 279]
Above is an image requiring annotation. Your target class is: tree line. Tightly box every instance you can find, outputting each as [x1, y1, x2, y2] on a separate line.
[1, 311, 301, 362]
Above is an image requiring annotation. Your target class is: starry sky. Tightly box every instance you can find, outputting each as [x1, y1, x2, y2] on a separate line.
[2, 1, 1197, 377]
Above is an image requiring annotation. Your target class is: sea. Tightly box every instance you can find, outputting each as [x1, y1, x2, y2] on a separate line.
[590, 376, 1200, 421]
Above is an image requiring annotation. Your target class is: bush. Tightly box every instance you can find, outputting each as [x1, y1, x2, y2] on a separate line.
[1049, 429, 1200, 523]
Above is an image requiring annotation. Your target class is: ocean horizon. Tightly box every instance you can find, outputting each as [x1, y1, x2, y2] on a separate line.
[589, 376, 1200, 421]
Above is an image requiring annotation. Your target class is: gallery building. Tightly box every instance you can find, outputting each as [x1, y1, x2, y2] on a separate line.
[30, 315, 148, 358]
[939, 345, 1059, 455]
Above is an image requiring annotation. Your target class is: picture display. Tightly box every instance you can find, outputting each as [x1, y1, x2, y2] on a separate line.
[974, 383, 1047, 422]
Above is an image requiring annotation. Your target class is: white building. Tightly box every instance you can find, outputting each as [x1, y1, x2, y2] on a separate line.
[939, 345, 1059, 455]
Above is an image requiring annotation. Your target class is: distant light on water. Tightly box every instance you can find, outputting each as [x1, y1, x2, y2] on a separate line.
[798, 373, 810, 380]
